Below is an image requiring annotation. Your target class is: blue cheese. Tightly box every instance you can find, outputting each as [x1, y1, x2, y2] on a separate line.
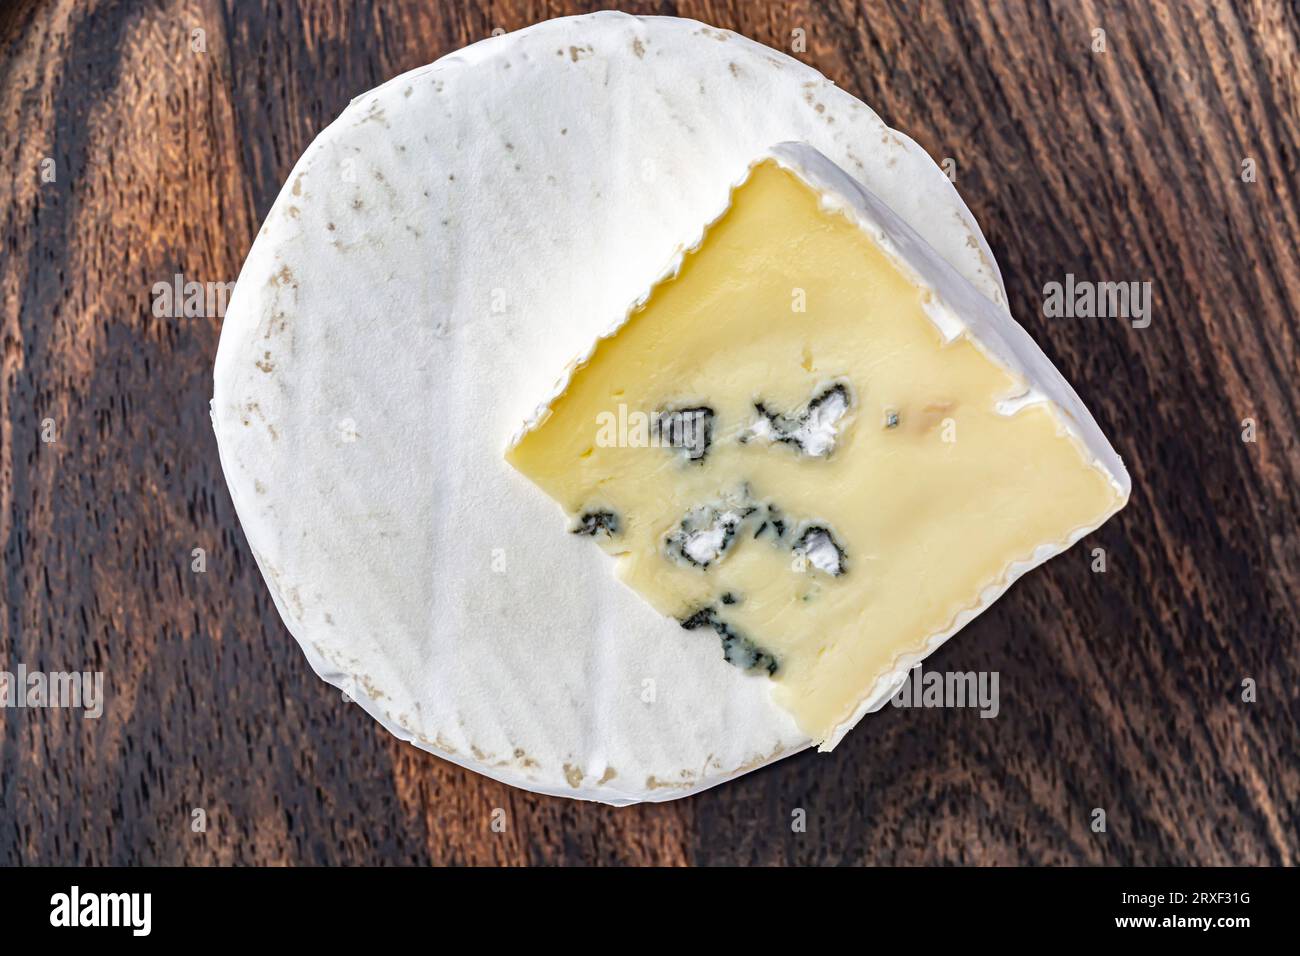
[508, 145, 1129, 748]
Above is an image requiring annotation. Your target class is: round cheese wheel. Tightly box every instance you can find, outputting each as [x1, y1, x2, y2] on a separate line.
[212, 10, 1007, 803]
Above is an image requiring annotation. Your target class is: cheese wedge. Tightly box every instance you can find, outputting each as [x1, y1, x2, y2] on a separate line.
[508, 143, 1129, 748]
[215, 13, 1077, 802]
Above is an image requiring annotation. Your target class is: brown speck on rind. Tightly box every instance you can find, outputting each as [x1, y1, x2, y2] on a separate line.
[404, 86, 413, 97]
[291, 175, 303, 196]
[563, 763, 584, 788]
[568, 44, 592, 62]
[598, 767, 617, 785]
[728, 61, 739, 76]
[632, 38, 645, 58]
[326, 222, 335, 231]
[284, 585, 304, 620]
[732, 742, 789, 774]
[644, 774, 695, 790]
[256, 351, 274, 373]
[254, 480, 266, 495]
[361, 675, 386, 701]
[359, 103, 387, 126]
[560, 128, 567, 135]
[351, 197, 363, 210]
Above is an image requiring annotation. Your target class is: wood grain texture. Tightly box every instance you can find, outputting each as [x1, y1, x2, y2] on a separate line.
[1, 0, 1296, 866]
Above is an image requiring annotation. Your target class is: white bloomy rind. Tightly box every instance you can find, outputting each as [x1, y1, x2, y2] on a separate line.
[516, 141, 1132, 752]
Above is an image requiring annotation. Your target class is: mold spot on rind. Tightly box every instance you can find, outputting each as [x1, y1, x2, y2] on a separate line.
[679, 606, 717, 630]
[793, 525, 847, 576]
[654, 405, 714, 462]
[752, 503, 787, 541]
[664, 497, 756, 568]
[573, 510, 620, 537]
[747, 382, 853, 457]
[679, 606, 778, 675]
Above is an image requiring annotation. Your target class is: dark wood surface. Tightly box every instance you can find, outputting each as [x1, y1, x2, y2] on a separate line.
[1, 0, 1297, 866]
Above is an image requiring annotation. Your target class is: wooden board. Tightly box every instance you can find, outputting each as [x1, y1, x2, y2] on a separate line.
[1, 0, 1296, 865]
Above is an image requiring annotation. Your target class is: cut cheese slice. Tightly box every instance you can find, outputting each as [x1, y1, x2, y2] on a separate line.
[508, 142, 1129, 748]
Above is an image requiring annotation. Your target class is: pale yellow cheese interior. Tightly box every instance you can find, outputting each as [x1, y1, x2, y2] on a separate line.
[508, 161, 1122, 745]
